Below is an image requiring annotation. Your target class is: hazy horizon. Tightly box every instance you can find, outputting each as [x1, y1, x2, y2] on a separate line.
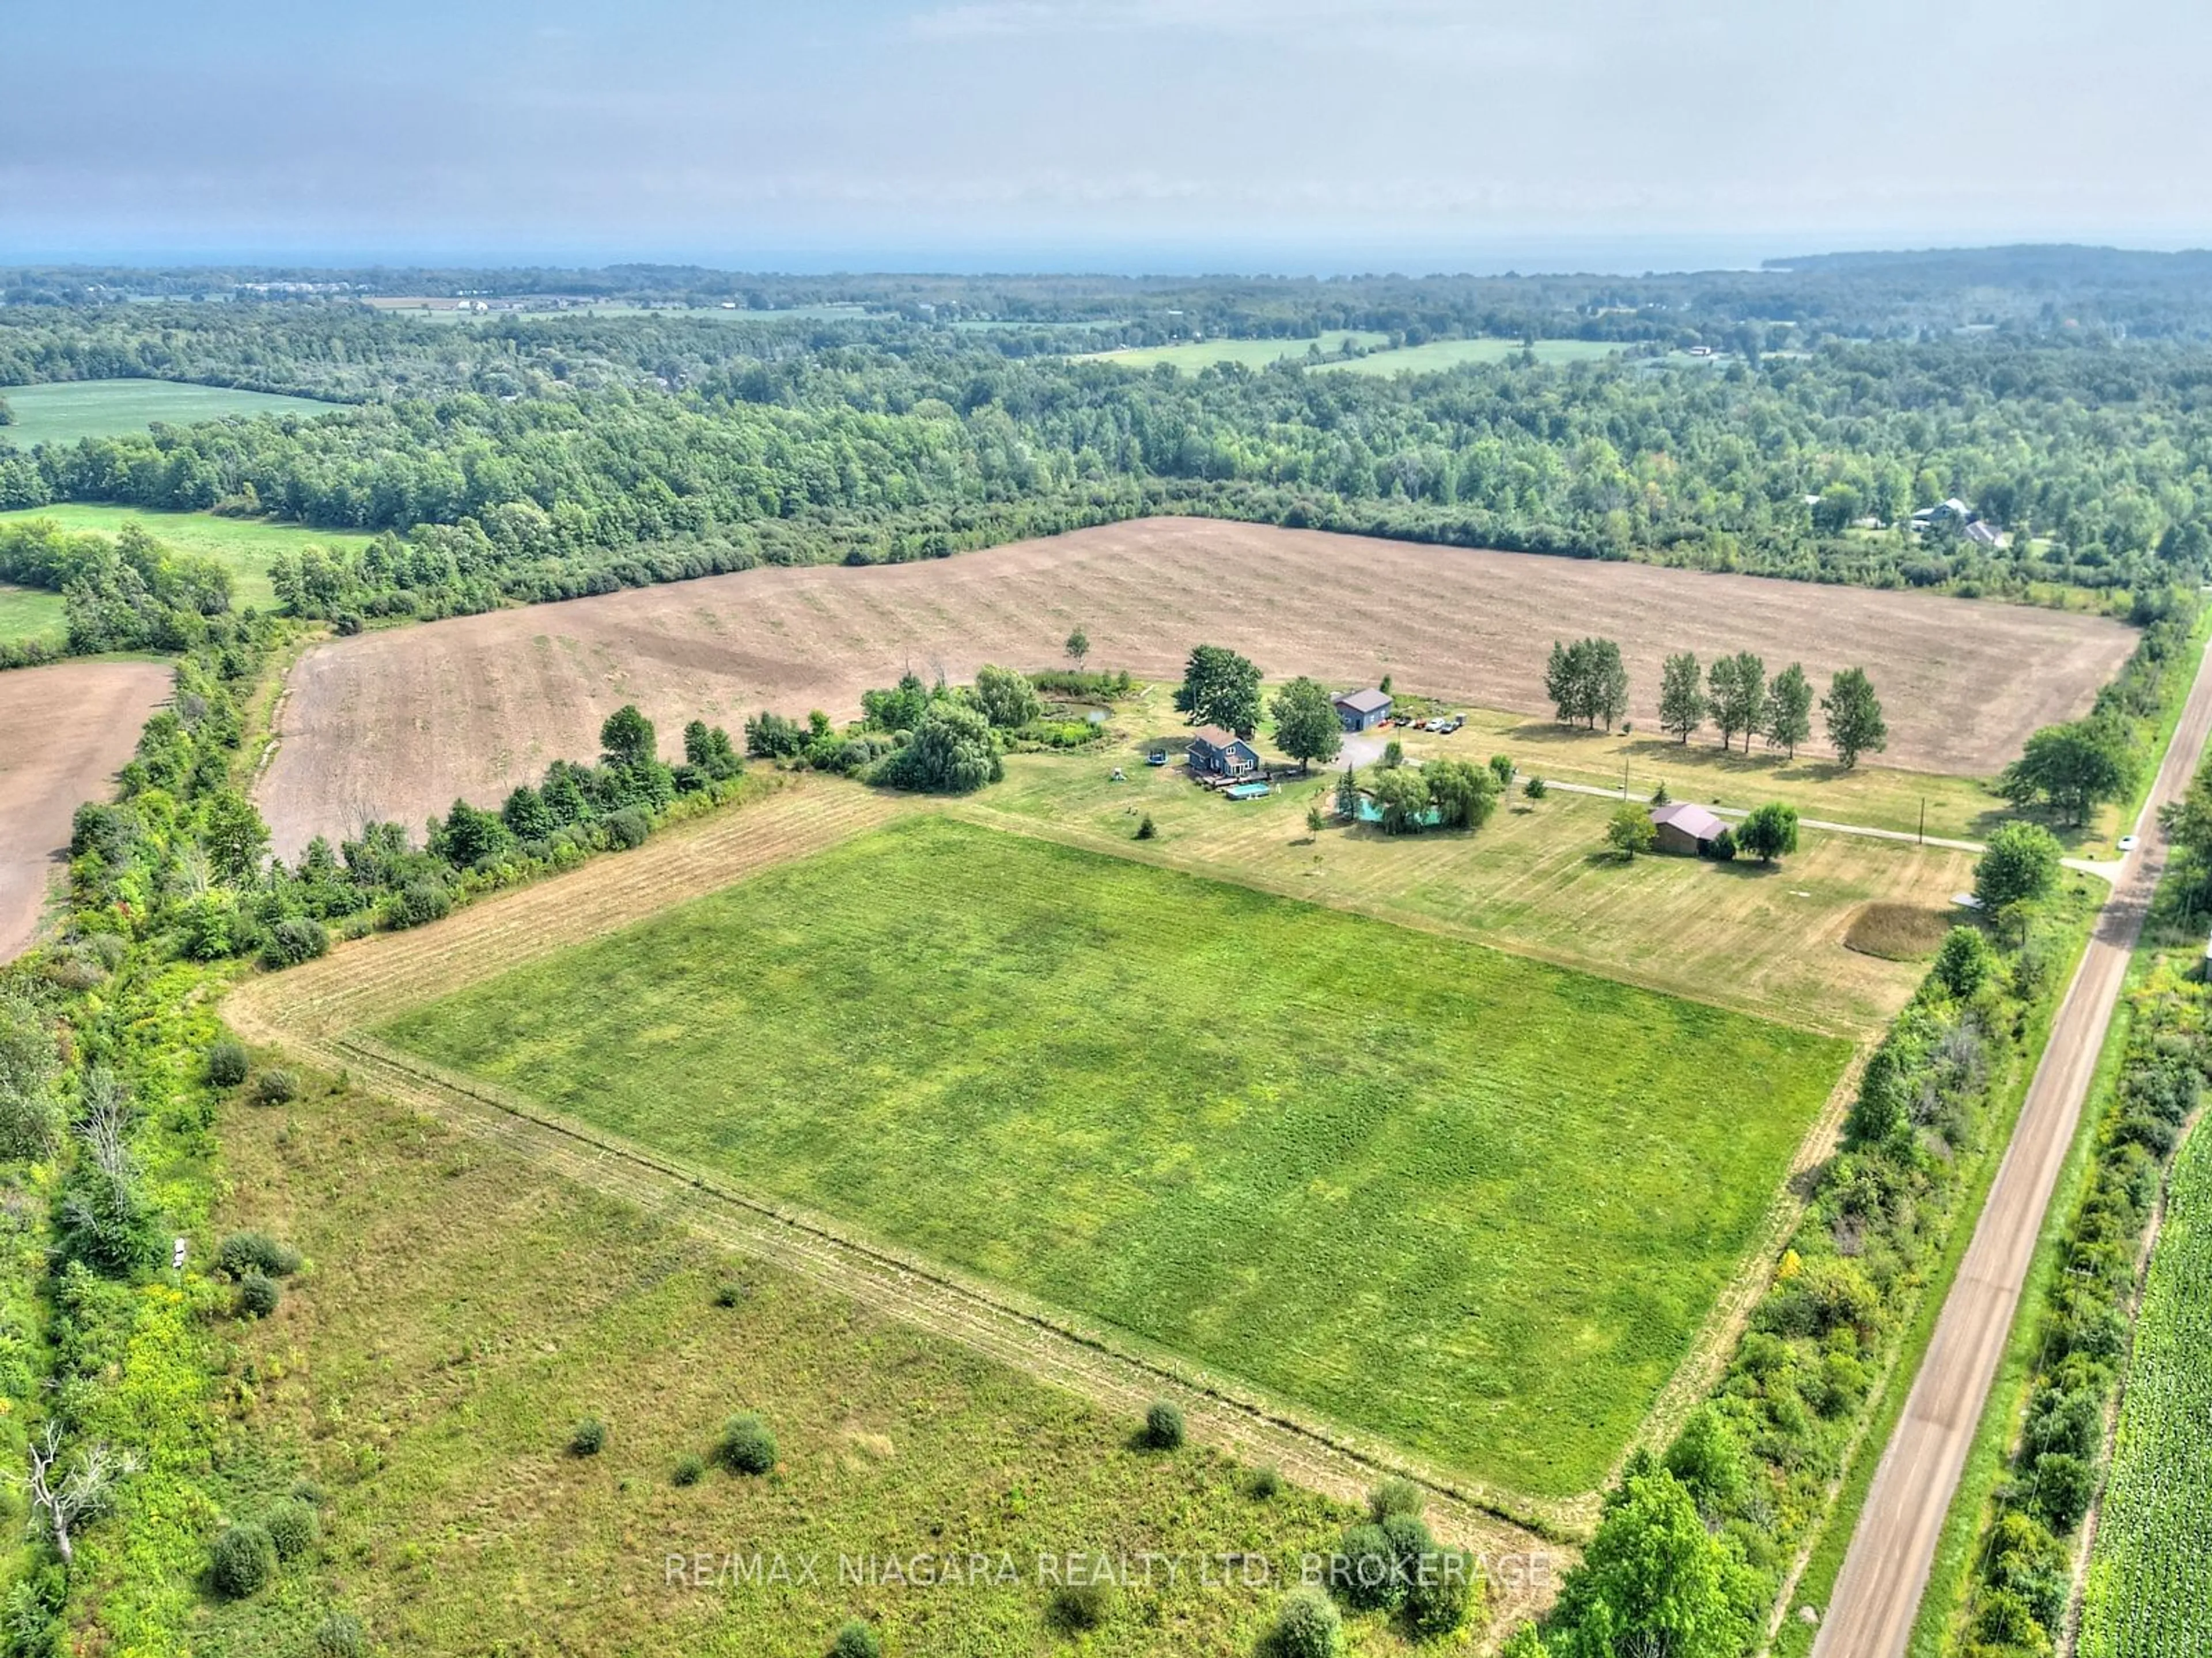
[7, 0, 2209, 272]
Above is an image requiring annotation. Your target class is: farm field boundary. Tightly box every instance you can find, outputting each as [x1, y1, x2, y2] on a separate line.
[253, 516, 2137, 855]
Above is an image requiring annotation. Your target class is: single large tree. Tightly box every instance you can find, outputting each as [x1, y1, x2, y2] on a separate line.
[1998, 719, 2139, 825]
[1763, 662, 1815, 758]
[200, 790, 270, 886]
[1607, 805, 1657, 860]
[1270, 677, 1343, 773]
[1658, 651, 1707, 744]
[1548, 1468, 1739, 1658]
[1176, 644, 1263, 735]
[876, 701, 1001, 794]
[1975, 821, 2063, 911]
[1823, 667, 1888, 769]
[969, 663, 1041, 730]
[599, 704, 657, 769]
[1708, 651, 1765, 753]
[1737, 801, 1800, 863]
[1064, 625, 1089, 667]
[1425, 758, 1501, 830]
[1547, 638, 1630, 731]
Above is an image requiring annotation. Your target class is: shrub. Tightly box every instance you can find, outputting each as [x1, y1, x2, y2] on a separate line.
[388, 879, 451, 929]
[1367, 1476, 1425, 1522]
[571, 1417, 607, 1456]
[236, 1273, 280, 1318]
[1522, 775, 1548, 799]
[313, 1613, 367, 1658]
[1142, 1398, 1184, 1450]
[253, 1068, 298, 1106]
[1248, 1464, 1284, 1499]
[1710, 826, 1738, 861]
[713, 1280, 747, 1308]
[1333, 1521, 1403, 1610]
[717, 1412, 777, 1474]
[1933, 925, 1996, 999]
[605, 807, 650, 849]
[218, 1231, 302, 1278]
[1488, 753, 1515, 785]
[1268, 1584, 1344, 1658]
[211, 1523, 275, 1598]
[1650, 781, 1672, 806]
[205, 1038, 249, 1088]
[672, 1453, 706, 1487]
[829, 1621, 881, 1658]
[1407, 1547, 1479, 1638]
[258, 916, 329, 969]
[1051, 1576, 1118, 1632]
[264, 1497, 319, 1561]
[1135, 813, 1157, 840]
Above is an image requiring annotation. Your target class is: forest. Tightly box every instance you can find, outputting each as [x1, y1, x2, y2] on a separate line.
[2, 254, 2212, 652]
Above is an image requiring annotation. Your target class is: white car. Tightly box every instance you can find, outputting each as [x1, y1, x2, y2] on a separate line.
[2118, 834, 2139, 853]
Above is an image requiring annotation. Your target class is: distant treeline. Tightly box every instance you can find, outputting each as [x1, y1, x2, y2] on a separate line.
[3, 327, 2209, 644]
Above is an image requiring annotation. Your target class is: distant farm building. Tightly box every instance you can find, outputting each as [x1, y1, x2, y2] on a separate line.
[1333, 688, 1394, 731]
[1187, 726, 1261, 777]
[1651, 801, 1729, 856]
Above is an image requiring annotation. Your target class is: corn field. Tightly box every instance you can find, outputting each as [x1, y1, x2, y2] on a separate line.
[2078, 1120, 2212, 1658]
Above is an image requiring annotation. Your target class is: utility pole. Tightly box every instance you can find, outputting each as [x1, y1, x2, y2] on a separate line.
[1623, 757, 1630, 800]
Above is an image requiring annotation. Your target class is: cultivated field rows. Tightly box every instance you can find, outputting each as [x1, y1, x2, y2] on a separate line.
[0, 658, 174, 961]
[253, 517, 2135, 853]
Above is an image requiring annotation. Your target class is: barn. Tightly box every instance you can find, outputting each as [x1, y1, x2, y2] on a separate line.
[1332, 688, 1394, 731]
[1651, 801, 1728, 856]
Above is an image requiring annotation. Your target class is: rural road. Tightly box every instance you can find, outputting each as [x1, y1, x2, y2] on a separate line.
[1810, 636, 2212, 1658]
[1536, 775, 2120, 875]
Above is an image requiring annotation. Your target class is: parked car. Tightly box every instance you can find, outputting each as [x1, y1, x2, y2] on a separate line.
[2118, 834, 2139, 852]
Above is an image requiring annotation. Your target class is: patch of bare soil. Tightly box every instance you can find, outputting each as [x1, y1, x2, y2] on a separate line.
[0, 659, 172, 960]
[255, 518, 2135, 854]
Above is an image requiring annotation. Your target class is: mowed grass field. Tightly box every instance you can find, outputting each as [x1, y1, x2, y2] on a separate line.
[1078, 332, 1389, 371]
[201, 1062, 1392, 1658]
[0, 378, 338, 449]
[1316, 339, 1622, 375]
[0, 582, 65, 644]
[976, 744, 1976, 1037]
[375, 815, 1850, 1498]
[0, 504, 376, 612]
[2077, 1118, 2212, 1658]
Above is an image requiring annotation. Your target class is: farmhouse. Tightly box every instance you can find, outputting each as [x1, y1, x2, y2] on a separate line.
[1187, 726, 1260, 777]
[1651, 801, 1728, 856]
[1333, 688, 1394, 731]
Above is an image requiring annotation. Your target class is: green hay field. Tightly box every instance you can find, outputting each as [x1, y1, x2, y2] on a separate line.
[1078, 332, 1389, 371]
[0, 504, 376, 612]
[1316, 339, 1623, 375]
[0, 378, 339, 449]
[377, 815, 1849, 1498]
[0, 582, 65, 645]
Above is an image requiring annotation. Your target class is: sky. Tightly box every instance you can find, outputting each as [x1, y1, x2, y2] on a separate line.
[5, 0, 2210, 274]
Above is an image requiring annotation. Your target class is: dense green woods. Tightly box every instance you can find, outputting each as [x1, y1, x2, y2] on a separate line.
[5, 267, 2212, 647]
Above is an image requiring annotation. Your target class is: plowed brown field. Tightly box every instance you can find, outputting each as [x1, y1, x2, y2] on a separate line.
[256, 517, 2134, 853]
[0, 659, 172, 959]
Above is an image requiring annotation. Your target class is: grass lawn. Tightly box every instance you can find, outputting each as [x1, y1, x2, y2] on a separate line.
[197, 1059, 1384, 1658]
[1381, 707, 2073, 846]
[0, 581, 65, 645]
[376, 815, 1849, 1498]
[0, 378, 338, 449]
[1316, 339, 1622, 375]
[1078, 332, 1389, 372]
[0, 504, 376, 612]
[979, 738, 1972, 1039]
